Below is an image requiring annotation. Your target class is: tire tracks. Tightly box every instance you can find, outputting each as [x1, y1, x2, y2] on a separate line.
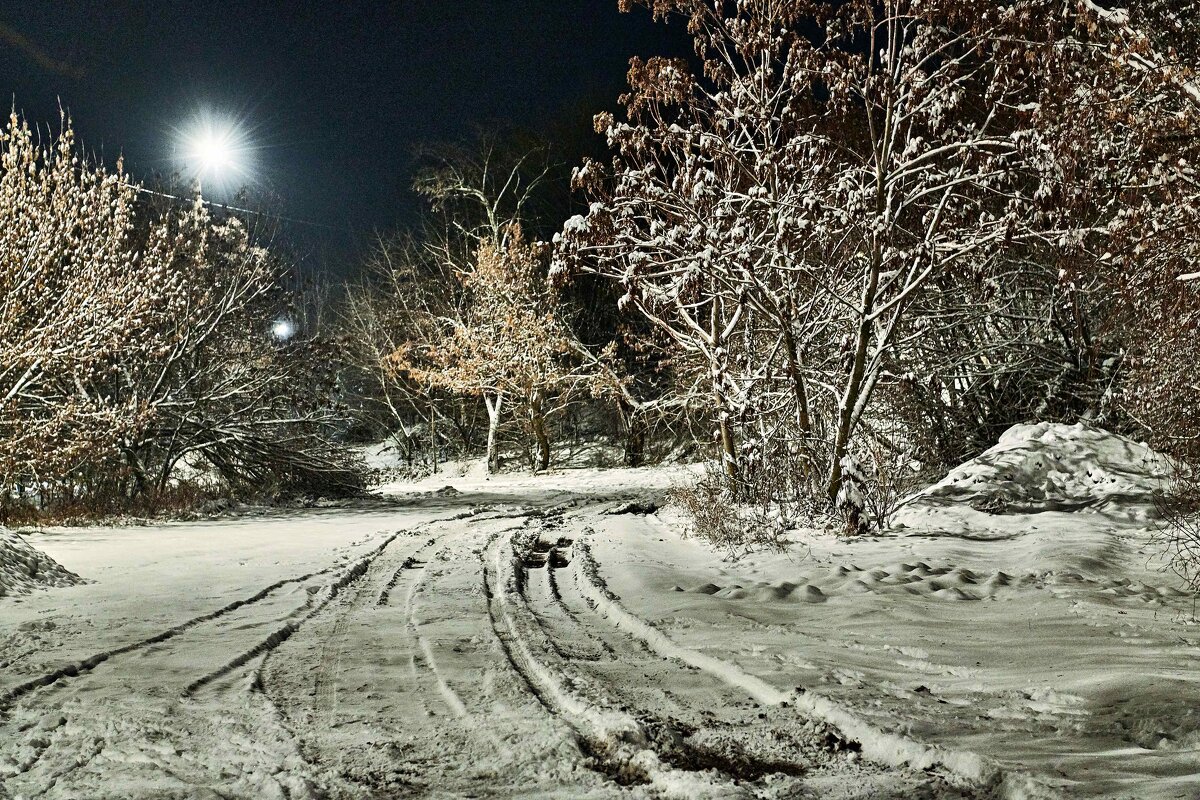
[0, 564, 339, 713]
[185, 508, 492, 702]
[183, 526, 419, 699]
[487, 526, 756, 798]
[570, 525, 1056, 800]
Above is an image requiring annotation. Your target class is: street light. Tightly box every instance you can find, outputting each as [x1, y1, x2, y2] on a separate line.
[271, 319, 295, 341]
[174, 109, 254, 196]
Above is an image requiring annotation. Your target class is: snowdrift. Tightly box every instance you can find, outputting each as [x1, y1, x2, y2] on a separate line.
[916, 422, 1175, 512]
[0, 529, 86, 598]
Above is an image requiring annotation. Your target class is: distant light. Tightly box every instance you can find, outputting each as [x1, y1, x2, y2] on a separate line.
[173, 108, 255, 195]
[271, 319, 295, 341]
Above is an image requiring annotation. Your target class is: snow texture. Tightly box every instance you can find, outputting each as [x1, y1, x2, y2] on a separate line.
[0, 529, 87, 599]
[916, 422, 1175, 512]
[1, 433, 1197, 798]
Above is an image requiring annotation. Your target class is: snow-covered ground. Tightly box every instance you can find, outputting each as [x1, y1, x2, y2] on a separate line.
[1, 425, 1197, 799]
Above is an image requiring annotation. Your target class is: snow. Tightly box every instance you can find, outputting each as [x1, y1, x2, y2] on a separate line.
[0, 529, 87, 599]
[915, 422, 1175, 512]
[1, 428, 1197, 798]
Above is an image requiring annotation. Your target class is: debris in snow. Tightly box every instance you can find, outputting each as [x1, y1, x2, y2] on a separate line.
[916, 422, 1175, 512]
[0, 529, 87, 598]
[606, 498, 660, 515]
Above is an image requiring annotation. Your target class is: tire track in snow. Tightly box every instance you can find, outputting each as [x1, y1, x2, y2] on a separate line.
[571, 526, 1059, 800]
[521, 520, 912, 793]
[182, 526, 424, 699]
[0, 532, 417, 800]
[307, 531, 446, 722]
[388, 522, 537, 764]
[1, 509, 494, 798]
[246, 507, 540, 797]
[0, 563, 341, 713]
[262, 510, 615, 798]
[378, 506, 530, 727]
[398, 539, 474, 721]
[531, 534, 859, 785]
[184, 507, 493, 701]
[479, 525, 631, 783]
[487, 526, 758, 799]
[527, 541, 615, 663]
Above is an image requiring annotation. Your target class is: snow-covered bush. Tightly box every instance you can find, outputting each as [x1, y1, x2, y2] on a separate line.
[1125, 257, 1200, 591]
[670, 458, 807, 558]
[1155, 481, 1200, 593]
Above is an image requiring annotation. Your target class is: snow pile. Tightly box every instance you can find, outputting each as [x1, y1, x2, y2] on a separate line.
[0, 529, 86, 598]
[917, 422, 1175, 512]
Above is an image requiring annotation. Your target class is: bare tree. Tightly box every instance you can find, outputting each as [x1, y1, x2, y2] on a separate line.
[556, 0, 1200, 535]
[342, 231, 475, 467]
[390, 227, 598, 472]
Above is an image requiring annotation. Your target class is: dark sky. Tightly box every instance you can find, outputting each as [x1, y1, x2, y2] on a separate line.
[0, 1, 691, 270]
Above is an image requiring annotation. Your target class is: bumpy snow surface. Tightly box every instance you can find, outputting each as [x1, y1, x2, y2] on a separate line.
[0, 434, 1196, 799]
[918, 422, 1174, 511]
[0, 530, 86, 599]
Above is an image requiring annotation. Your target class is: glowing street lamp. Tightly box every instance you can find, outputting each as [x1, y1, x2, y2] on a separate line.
[271, 319, 295, 342]
[174, 109, 254, 196]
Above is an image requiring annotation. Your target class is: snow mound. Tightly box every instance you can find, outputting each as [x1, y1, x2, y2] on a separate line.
[917, 422, 1175, 512]
[0, 529, 87, 598]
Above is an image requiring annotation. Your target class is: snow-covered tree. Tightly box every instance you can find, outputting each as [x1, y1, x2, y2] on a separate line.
[390, 227, 595, 472]
[557, 1, 1045, 528]
[0, 113, 362, 516]
[555, 0, 1200, 533]
[0, 112, 175, 494]
[105, 201, 362, 499]
[984, 1, 1200, 457]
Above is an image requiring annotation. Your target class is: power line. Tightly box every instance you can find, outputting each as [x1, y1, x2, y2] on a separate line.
[127, 183, 354, 234]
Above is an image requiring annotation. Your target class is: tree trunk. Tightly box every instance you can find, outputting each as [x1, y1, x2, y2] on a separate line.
[780, 309, 814, 490]
[429, 395, 438, 475]
[713, 375, 739, 493]
[620, 399, 645, 468]
[709, 300, 740, 494]
[529, 388, 550, 473]
[123, 447, 150, 501]
[826, 196, 885, 511]
[484, 392, 503, 474]
[156, 453, 181, 497]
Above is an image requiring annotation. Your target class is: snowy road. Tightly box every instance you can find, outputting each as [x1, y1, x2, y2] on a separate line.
[0, 480, 973, 799]
[3, 453, 1198, 799]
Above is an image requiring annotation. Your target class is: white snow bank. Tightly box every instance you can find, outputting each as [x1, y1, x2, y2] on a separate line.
[0, 529, 87, 598]
[916, 422, 1175, 512]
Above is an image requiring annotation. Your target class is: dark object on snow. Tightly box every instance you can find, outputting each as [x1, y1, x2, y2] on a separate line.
[607, 499, 659, 515]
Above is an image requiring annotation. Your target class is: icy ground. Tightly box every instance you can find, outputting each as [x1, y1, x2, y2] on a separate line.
[1, 426, 1198, 799]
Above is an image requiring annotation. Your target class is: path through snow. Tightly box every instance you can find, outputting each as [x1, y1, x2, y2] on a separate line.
[1, 433, 1196, 798]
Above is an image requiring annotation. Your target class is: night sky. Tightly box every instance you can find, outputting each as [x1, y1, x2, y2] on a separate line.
[0, 2, 691, 269]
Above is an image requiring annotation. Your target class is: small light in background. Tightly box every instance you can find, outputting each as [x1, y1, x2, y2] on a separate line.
[271, 319, 295, 341]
